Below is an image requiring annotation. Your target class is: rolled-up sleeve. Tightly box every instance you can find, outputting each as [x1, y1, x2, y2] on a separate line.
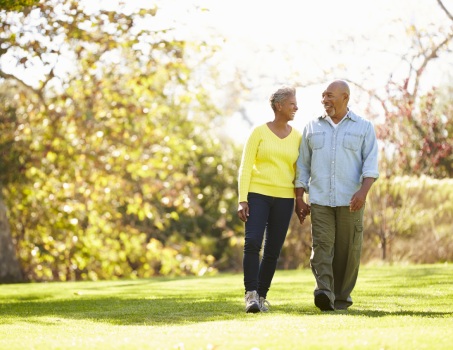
[361, 122, 380, 182]
[295, 127, 311, 192]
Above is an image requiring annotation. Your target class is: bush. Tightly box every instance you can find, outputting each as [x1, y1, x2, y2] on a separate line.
[280, 175, 453, 268]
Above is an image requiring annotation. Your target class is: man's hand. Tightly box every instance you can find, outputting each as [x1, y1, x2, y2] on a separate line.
[350, 177, 375, 212]
[237, 201, 249, 222]
[349, 189, 367, 212]
[295, 197, 310, 224]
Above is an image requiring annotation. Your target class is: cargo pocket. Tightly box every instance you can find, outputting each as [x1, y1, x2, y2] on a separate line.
[352, 222, 363, 252]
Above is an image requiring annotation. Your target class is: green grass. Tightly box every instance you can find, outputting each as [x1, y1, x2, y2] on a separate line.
[0, 264, 452, 349]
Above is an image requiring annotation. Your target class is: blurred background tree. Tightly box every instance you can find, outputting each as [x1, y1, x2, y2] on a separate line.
[0, 0, 241, 282]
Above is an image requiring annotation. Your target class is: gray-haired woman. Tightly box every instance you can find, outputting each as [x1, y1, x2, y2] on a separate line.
[237, 86, 306, 312]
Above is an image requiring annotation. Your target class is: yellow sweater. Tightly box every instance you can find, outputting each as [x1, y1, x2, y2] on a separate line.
[238, 123, 302, 202]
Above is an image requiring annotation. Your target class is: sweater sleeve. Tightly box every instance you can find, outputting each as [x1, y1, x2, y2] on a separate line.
[238, 127, 261, 203]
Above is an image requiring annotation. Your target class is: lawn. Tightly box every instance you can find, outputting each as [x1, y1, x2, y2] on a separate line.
[0, 264, 452, 349]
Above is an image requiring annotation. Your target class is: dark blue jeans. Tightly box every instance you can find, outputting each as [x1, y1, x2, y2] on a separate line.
[243, 192, 294, 298]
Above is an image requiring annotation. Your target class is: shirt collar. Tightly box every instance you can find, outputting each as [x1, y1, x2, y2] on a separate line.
[319, 108, 357, 122]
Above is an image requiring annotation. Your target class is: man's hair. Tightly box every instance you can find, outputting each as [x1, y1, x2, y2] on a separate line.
[269, 86, 296, 111]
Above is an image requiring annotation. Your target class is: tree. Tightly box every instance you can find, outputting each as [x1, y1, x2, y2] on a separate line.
[352, 0, 453, 178]
[0, 193, 23, 283]
[0, 0, 40, 284]
[0, 0, 239, 281]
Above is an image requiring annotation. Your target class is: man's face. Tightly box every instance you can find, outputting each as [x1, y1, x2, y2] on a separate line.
[321, 85, 345, 118]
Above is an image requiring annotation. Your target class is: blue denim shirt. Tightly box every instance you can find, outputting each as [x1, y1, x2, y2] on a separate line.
[295, 110, 379, 207]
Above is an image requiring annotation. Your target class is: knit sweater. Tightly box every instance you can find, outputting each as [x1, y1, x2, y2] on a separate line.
[238, 123, 302, 202]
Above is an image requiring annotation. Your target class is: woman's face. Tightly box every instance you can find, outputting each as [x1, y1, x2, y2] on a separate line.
[278, 95, 298, 121]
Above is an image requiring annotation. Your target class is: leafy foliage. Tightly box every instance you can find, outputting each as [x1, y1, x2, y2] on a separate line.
[0, 0, 242, 281]
[364, 175, 453, 262]
[376, 83, 453, 178]
[0, 0, 38, 11]
[363, 18, 453, 178]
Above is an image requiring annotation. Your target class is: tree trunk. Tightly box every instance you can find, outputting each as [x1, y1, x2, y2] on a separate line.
[0, 195, 23, 283]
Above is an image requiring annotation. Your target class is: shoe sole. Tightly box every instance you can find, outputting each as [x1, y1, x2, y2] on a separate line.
[246, 303, 260, 313]
[315, 293, 334, 311]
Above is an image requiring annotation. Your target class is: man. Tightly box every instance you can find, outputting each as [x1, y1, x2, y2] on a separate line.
[295, 80, 379, 311]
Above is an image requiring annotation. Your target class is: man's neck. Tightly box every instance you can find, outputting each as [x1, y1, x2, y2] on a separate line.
[330, 109, 348, 124]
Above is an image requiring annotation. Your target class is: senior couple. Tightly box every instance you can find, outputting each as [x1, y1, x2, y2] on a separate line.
[237, 80, 379, 313]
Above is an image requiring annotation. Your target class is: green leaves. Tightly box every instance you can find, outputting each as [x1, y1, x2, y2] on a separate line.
[0, 0, 240, 281]
[0, 0, 39, 11]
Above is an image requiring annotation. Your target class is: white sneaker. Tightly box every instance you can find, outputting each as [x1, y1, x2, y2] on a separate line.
[245, 290, 260, 313]
[259, 297, 270, 312]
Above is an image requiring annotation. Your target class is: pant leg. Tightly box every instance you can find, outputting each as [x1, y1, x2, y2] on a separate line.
[257, 197, 294, 299]
[243, 193, 271, 293]
[310, 204, 336, 304]
[333, 205, 365, 309]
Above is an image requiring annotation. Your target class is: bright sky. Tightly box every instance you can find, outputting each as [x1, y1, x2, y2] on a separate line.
[146, 0, 452, 143]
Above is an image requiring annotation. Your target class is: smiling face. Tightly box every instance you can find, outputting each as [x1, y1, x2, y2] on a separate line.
[321, 81, 349, 119]
[277, 95, 298, 121]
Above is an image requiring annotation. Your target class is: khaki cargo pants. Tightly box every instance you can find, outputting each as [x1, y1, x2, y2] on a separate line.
[310, 204, 365, 309]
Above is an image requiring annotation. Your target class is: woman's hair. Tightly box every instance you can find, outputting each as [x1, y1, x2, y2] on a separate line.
[269, 86, 296, 111]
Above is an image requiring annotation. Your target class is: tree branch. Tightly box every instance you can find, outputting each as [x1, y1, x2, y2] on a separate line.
[413, 31, 453, 98]
[437, 0, 453, 22]
[0, 70, 48, 113]
[348, 80, 390, 116]
[0, 70, 33, 92]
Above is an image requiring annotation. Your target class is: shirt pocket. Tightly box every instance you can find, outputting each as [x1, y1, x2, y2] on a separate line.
[309, 131, 325, 150]
[343, 132, 362, 151]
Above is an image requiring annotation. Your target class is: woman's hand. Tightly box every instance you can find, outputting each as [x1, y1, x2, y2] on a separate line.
[237, 201, 249, 222]
[295, 198, 310, 224]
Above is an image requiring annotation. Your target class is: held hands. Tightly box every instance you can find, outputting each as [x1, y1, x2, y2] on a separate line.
[295, 198, 310, 224]
[237, 201, 249, 222]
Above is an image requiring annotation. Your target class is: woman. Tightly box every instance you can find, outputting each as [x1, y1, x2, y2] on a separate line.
[237, 86, 304, 313]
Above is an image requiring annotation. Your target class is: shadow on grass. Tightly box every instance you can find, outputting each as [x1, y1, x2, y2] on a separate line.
[2, 295, 452, 326]
[338, 309, 453, 317]
[0, 296, 242, 325]
[278, 303, 453, 318]
[1, 266, 452, 326]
